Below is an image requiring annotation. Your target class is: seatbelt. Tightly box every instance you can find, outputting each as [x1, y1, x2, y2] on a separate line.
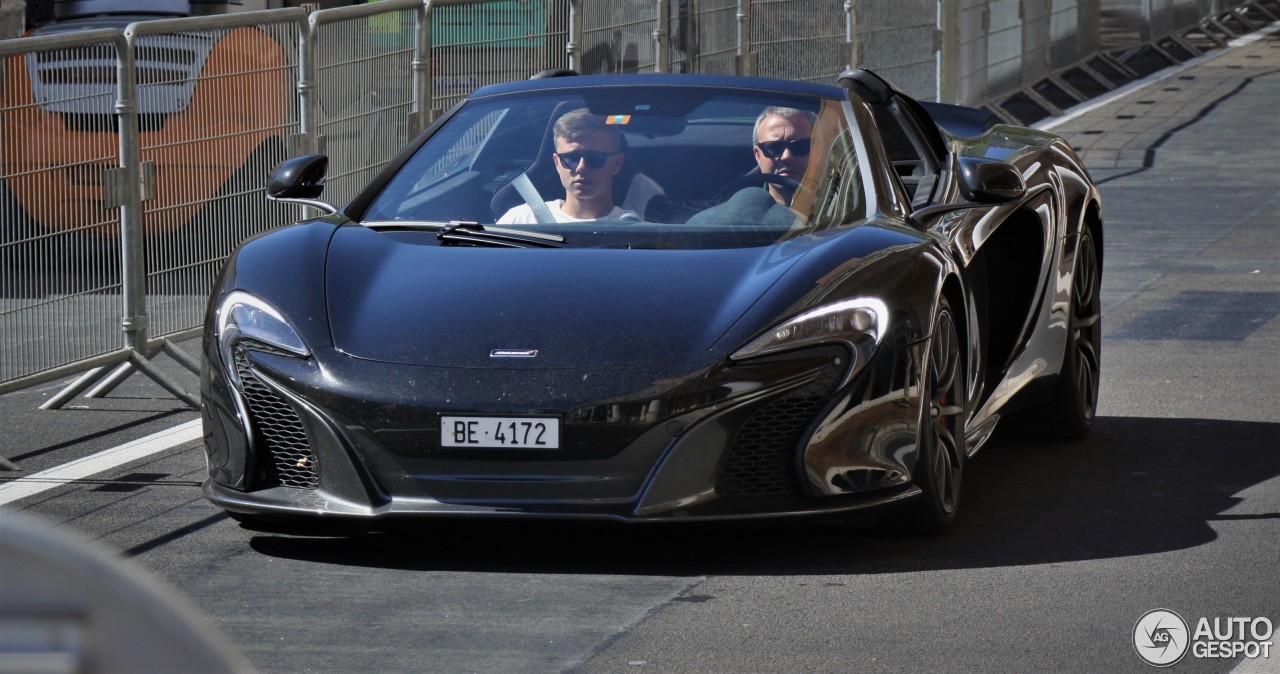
[511, 174, 556, 225]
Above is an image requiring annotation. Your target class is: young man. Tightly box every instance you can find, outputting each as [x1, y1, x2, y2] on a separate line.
[498, 109, 638, 223]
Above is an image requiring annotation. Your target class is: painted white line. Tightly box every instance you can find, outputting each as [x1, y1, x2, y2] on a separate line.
[0, 419, 203, 507]
[1037, 22, 1280, 131]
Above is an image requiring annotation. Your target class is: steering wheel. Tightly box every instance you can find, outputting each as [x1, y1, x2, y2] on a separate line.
[713, 172, 801, 202]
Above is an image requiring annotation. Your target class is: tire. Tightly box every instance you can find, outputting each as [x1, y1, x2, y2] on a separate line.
[1038, 230, 1102, 439]
[905, 296, 967, 534]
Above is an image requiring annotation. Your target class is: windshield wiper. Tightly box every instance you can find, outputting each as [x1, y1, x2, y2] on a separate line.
[365, 224, 447, 234]
[436, 221, 566, 248]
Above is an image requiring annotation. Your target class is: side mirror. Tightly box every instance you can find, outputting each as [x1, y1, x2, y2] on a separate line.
[957, 157, 1025, 203]
[266, 154, 337, 215]
[268, 154, 328, 200]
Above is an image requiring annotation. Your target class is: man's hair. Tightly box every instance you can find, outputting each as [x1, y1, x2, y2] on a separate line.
[554, 108, 622, 150]
[752, 106, 817, 143]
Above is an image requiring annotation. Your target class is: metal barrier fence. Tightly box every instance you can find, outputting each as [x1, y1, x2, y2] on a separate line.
[429, 0, 570, 112]
[751, 0, 849, 82]
[0, 4, 428, 409]
[310, 1, 424, 205]
[131, 12, 306, 342]
[580, 0, 659, 74]
[1, 30, 131, 392]
[670, 0, 739, 75]
[566, 1, 857, 82]
[0, 11, 315, 409]
[0, 0, 1276, 430]
[850, 0, 938, 99]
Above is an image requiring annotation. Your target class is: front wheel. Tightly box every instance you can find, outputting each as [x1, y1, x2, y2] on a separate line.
[1039, 230, 1102, 439]
[905, 296, 967, 534]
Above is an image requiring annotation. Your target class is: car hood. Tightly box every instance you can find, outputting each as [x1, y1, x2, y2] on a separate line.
[324, 226, 818, 369]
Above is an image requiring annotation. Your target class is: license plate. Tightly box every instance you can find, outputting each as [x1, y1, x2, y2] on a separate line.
[440, 416, 561, 449]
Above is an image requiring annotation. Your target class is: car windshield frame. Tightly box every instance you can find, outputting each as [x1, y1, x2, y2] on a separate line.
[358, 84, 870, 250]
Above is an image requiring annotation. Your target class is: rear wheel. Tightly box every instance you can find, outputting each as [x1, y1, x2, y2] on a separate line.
[905, 296, 967, 534]
[1038, 230, 1102, 439]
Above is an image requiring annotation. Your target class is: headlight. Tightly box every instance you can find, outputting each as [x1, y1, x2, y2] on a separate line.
[216, 291, 310, 384]
[732, 297, 888, 362]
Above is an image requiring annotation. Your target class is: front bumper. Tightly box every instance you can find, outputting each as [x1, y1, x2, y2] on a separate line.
[202, 479, 923, 524]
[201, 339, 926, 523]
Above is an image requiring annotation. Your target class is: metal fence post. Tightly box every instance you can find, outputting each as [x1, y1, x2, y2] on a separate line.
[655, 0, 670, 73]
[937, 0, 957, 103]
[1142, 0, 1154, 43]
[299, 11, 318, 156]
[844, 0, 857, 69]
[413, 0, 433, 131]
[737, 0, 755, 76]
[117, 27, 200, 408]
[114, 34, 146, 362]
[567, 0, 581, 72]
[45, 34, 145, 411]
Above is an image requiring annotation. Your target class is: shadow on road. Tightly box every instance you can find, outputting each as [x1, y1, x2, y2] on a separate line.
[247, 416, 1280, 575]
[6, 409, 189, 464]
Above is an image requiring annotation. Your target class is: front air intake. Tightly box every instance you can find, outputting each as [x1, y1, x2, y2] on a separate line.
[234, 348, 319, 490]
[714, 348, 845, 497]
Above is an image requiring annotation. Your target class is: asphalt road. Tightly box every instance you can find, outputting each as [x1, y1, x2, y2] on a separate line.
[2, 28, 1279, 674]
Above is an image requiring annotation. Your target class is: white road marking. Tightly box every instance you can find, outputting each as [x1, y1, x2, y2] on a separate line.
[0, 420, 203, 506]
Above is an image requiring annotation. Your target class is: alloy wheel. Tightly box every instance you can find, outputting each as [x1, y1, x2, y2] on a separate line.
[1070, 232, 1102, 423]
[927, 304, 964, 515]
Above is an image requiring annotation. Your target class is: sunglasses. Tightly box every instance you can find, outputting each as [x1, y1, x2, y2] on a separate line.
[555, 150, 620, 169]
[756, 137, 812, 159]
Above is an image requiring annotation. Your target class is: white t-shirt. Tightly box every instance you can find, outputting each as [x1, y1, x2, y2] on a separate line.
[497, 200, 637, 224]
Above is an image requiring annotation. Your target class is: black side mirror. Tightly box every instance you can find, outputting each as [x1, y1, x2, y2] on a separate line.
[957, 157, 1025, 203]
[268, 154, 329, 200]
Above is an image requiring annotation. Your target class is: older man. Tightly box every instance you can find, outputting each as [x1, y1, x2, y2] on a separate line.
[751, 106, 817, 205]
[499, 109, 638, 223]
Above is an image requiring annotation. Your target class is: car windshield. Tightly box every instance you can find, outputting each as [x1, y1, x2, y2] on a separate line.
[360, 85, 866, 249]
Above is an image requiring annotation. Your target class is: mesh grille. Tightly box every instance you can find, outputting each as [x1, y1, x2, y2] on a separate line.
[234, 347, 318, 490]
[715, 349, 845, 497]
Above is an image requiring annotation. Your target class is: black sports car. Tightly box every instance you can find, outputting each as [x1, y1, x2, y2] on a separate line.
[201, 69, 1102, 532]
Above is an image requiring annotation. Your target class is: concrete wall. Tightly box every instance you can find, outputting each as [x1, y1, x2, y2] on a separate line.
[0, 0, 23, 39]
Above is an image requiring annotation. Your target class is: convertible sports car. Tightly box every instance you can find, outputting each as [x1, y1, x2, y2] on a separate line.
[200, 69, 1102, 532]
